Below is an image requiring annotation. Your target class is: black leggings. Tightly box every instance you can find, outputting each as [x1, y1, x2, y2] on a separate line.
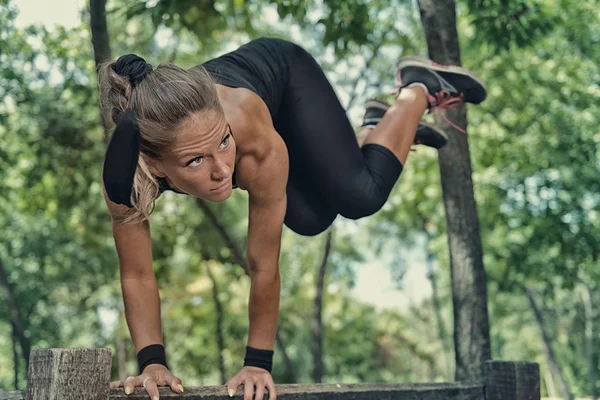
[206, 38, 403, 236]
[272, 40, 403, 235]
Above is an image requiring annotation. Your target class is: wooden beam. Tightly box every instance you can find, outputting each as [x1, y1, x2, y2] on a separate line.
[0, 349, 541, 400]
[109, 382, 483, 399]
[0, 391, 25, 400]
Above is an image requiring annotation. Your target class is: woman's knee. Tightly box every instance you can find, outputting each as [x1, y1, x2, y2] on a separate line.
[332, 147, 402, 220]
[285, 212, 337, 236]
[284, 182, 337, 236]
[335, 192, 387, 220]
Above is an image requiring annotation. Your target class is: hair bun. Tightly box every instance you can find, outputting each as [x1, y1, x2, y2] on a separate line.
[114, 54, 153, 86]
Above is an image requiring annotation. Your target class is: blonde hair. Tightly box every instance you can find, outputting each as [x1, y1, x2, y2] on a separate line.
[97, 61, 222, 224]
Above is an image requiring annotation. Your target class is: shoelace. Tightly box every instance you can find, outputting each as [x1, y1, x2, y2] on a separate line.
[429, 90, 466, 134]
[392, 74, 467, 134]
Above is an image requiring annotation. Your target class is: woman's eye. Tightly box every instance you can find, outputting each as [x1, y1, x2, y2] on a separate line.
[187, 156, 203, 167]
[219, 134, 231, 148]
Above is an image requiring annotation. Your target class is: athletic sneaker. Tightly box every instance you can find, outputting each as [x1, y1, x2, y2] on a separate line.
[360, 98, 448, 149]
[396, 56, 487, 106]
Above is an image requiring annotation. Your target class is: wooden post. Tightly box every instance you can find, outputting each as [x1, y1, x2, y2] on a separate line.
[484, 361, 540, 400]
[25, 348, 112, 400]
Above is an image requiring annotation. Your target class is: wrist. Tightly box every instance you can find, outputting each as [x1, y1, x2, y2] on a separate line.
[137, 344, 168, 374]
[244, 346, 274, 372]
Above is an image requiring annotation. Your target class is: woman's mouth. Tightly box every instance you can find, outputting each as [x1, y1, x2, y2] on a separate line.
[211, 177, 232, 192]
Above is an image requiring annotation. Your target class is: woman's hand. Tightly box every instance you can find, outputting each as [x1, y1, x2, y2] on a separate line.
[226, 366, 276, 400]
[109, 364, 184, 399]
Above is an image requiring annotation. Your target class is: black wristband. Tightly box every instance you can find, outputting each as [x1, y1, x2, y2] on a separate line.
[244, 346, 274, 372]
[137, 344, 168, 374]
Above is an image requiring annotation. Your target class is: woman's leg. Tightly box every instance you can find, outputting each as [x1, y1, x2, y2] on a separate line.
[284, 164, 337, 236]
[274, 40, 485, 222]
[274, 44, 401, 220]
[361, 87, 429, 165]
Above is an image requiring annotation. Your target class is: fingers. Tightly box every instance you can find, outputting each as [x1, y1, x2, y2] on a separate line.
[123, 376, 142, 395]
[255, 383, 265, 400]
[168, 376, 184, 394]
[109, 380, 124, 389]
[266, 378, 277, 400]
[227, 369, 276, 399]
[143, 376, 160, 400]
[226, 376, 240, 397]
[243, 378, 255, 400]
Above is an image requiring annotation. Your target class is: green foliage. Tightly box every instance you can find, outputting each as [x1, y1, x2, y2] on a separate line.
[123, 0, 228, 40]
[461, 0, 560, 50]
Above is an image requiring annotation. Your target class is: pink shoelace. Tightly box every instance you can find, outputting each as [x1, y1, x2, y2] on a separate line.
[392, 73, 467, 134]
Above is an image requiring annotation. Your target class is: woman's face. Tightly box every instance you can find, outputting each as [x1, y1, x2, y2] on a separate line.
[153, 109, 236, 202]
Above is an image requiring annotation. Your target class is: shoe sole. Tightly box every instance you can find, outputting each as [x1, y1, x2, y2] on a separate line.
[417, 121, 448, 149]
[397, 56, 487, 104]
[365, 98, 390, 111]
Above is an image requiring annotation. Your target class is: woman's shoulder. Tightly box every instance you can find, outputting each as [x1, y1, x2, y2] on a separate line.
[219, 85, 276, 150]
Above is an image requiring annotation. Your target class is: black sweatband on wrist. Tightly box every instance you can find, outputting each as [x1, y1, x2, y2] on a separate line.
[244, 346, 274, 372]
[137, 344, 168, 374]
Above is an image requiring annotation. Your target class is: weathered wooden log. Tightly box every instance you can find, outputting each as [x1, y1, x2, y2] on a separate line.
[0, 349, 542, 400]
[25, 348, 111, 400]
[0, 391, 25, 400]
[484, 361, 540, 400]
[109, 382, 483, 399]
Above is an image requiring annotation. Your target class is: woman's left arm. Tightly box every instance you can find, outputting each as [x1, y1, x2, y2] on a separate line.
[225, 130, 288, 400]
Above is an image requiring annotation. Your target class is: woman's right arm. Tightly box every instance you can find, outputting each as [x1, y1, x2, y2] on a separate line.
[104, 187, 184, 397]
[113, 218, 164, 353]
[104, 187, 164, 354]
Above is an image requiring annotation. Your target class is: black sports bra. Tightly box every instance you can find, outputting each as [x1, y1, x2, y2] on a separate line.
[157, 172, 237, 195]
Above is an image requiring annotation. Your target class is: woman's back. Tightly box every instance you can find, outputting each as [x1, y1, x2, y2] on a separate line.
[201, 38, 296, 119]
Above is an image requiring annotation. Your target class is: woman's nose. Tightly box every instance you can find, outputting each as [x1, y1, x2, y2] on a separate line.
[212, 156, 231, 180]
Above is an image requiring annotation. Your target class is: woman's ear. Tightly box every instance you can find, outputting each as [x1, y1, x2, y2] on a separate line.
[140, 153, 166, 178]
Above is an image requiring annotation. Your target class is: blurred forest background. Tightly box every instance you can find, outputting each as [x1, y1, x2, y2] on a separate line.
[1, 0, 599, 398]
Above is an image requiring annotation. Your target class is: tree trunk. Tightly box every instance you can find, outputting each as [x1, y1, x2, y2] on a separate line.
[543, 365, 558, 398]
[581, 284, 597, 400]
[89, 0, 111, 67]
[196, 199, 248, 274]
[425, 253, 453, 379]
[0, 260, 31, 367]
[196, 199, 297, 381]
[117, 336, 128, 382]
[312, 229, 332, 383]
[206, 262, 227, 384]
[11, 321, 19, 389]
[416, 212, 453, 379]
[396, 331, 438, 377]
[416, 0, 491, 382]
[89, 0, 112, 138]
[525, 286, 573, 400]
[275, 331, 297, 383]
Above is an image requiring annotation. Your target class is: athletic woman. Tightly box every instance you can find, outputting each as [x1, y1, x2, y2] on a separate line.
[100, 37, 486, 400]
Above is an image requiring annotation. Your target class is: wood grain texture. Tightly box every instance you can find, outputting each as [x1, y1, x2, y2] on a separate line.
[0, 391, 25, 400]
[25, 348, 111, 400]
[417, 0, 492, 382]
[485, 361, 540, 400]
[109, 382, 483, 399]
